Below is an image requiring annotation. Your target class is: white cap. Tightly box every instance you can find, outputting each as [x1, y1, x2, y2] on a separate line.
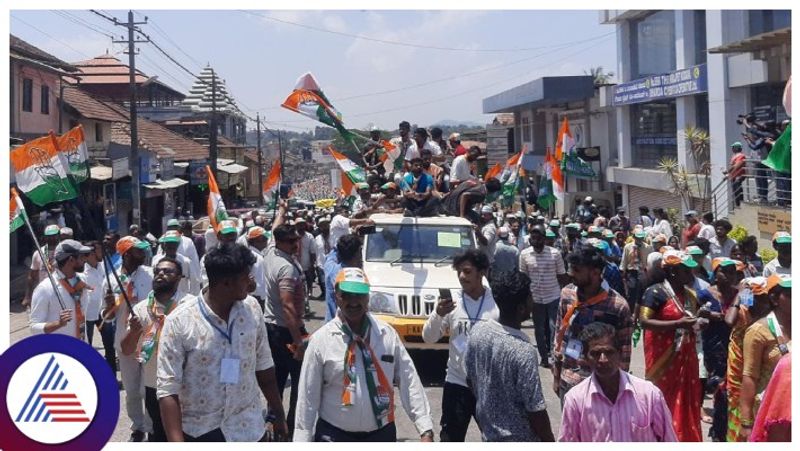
[584, 196, 593, 202]
[59, 227, 73, 236]
[481, 205, 493, 214]
[498, 226, 509, 238]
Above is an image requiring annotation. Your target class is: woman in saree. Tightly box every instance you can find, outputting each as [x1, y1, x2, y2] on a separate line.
[750, 353, 791, 442]
[639, 250, 703, 442]
[738, 274, 791, 441]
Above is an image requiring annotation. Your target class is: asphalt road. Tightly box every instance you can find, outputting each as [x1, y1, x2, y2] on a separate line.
[8, 286, 711, 443]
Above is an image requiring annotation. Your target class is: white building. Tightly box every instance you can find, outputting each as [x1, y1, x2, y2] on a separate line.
[602, 10, 790, 217]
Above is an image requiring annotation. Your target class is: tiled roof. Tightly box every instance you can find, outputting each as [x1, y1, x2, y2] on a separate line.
[110, 119, 210, 161]
[71, 53, 149, 84]
[10, 34, 79, 72]
[60, 83, 128, 122]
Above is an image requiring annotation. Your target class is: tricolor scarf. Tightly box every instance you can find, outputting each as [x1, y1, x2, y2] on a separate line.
[58, 276, 88, 338]
[103, 272, 132, 321]
[136, 291, 178, 364]
[340, 317, 395, 428]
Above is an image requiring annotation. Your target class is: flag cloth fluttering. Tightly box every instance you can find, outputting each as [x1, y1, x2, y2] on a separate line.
[54, 125, 90, 182]
[206, 165, 228, 231]
[484, 163, 503, 181]
[554, 117, 575, 163]
[499, 151, 523, 202]
[10, 133, 78, 206]
[328, 146, 366, 204]
[538, 147, 565, 210]
[762, 123, 791, 174]
[263, 161, 282, 208]
[10, 187, 26, 233]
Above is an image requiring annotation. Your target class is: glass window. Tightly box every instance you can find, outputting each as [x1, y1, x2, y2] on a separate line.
[365, 224, 475, 264]
[95, 122, 103, 142]
[630, 100, 678, 168]
[694, 10, 707, 65]
[40, 85, 49, 114]
[632, 11, 676, 78]
[748, 10, 791, 37]
[22, 79, 33, 112]
[521, 115, 531, 142]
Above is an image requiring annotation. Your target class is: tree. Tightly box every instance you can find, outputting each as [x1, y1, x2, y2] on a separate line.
[584, 66, 614, 86]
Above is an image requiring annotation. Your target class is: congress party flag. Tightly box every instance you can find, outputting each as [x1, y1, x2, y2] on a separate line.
[263, 161, 282, 208]
[499, 150, 523, 202]
[10, 133, 78, 206]
[10, 187, 27, 233]
[206, 165, 228, 231]
[554, 117, 575, 163]
[54, 125, 89, 182]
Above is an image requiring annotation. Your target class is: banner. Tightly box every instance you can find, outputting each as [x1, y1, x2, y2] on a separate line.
[563, 153, 597, 179]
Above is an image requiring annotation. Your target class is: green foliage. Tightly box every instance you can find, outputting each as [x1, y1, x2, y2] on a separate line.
[667, 208, 683, 237]
[760, 247, 778, 263]
[728, 225, 749, 244]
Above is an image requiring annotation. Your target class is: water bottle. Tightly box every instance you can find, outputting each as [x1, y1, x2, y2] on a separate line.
[740, 287, 754, 307]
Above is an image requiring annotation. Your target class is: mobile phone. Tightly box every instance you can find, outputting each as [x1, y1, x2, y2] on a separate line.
[438, 288, 452, 301]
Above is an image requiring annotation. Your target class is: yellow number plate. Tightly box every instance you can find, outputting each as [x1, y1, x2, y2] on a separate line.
[407, 325, 423, 336]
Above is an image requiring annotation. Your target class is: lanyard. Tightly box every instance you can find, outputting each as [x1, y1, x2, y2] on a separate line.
[462, 290, 486, 324]
[197, 297, 235, 345]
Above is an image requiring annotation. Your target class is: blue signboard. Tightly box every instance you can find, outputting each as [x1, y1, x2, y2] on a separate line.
[613, 64, 707, 106]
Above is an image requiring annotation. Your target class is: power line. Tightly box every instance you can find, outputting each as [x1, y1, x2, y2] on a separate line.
[50, 10, 115, 39]
[11, 15, 91, 59]
[240, 10, 613, 53]
[132, 10, 205, 69]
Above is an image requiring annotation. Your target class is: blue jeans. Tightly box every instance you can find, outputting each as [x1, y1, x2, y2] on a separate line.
[531, 299, 559, 363]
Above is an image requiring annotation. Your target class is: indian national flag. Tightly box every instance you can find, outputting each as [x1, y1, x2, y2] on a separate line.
[10, 134, 78, 206]
[500, 150, 523, 201]
[484, 163, 503, 181]
[554, 117, 575, 163]
[206, 165, 228, 231]
[54, 125, 89, 182]
[263, 161, 282, 208]
[538, 148, 565, 210]
[10, 187, 26, 233]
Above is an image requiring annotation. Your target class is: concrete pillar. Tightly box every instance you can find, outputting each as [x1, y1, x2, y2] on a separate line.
[675, 10, 699, 171]
[615, 21, 634, 170]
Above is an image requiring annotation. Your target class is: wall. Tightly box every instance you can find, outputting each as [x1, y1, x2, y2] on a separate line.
[12, 64, 61, 137]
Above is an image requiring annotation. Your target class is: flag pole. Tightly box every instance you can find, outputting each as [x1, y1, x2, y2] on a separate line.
[20, 209, 67, 310]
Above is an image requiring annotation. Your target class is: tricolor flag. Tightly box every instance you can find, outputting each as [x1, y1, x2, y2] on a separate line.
[54, 125, 89, 182]
[10, 134, 78, 206]
[499, 150, 523, 202]
[484, 163, 503, 181]
[554, 117, 575, 163]
[538, 148, 565, 210]
[263, 161, 282, 208]
[206, 165, 228, 231]
[10, 187, 26, 233]
[328, 146, 366, 187]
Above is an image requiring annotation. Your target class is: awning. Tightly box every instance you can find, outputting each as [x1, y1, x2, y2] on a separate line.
[217, 163, 249, 174]
[217, 158, 234, 166]
[90, 165, 113, 181]
[482, 76, 595, 114]
[708, 27, 791, 54]
[143, 177, 189, 190]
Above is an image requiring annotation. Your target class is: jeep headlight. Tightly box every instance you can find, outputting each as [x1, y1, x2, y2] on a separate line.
[369, 292, 398, 314]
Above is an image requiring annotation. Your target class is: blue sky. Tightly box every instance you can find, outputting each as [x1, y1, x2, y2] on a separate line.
[10, 9, 617, 131]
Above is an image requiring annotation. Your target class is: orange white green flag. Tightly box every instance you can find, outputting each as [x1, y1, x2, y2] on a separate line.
[328, 146, 367, 186]
[554, 117, 575, 162]
[206, 165, 228, 231]
[263, 161, 282, 208]
[10, 187, 27, 233]
[54, 125, 90, 182]
[500, 150, 523, 201]
[10, 133, 78, 206]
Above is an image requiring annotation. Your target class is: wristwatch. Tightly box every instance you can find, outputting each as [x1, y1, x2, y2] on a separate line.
[420, 430, 434, 439]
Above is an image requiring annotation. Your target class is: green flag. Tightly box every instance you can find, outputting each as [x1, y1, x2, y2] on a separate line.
[763, 123, 791, 174]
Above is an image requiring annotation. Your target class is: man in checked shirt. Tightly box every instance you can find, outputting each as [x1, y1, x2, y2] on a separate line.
[552, 247, 633, 404]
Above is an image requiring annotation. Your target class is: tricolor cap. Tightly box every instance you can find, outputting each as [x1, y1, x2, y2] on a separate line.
[335, 267, 371, 295]
[588, 226, 602, 233]
[685, 210, 698, 217]
[59, 227, 73, 236]
[580, 231, 588, 237]
[481, 205, 493, 214]
[247, 226, 266, 240]
[743, 277, 769, 295]
[159, 230, 182, 243]
[711, 257, 737, 272]
[545, 229, 556, 238]
[218, 220, 237, 235]
[566, 223, 581, 230]
[634, 229, 648, 238]
[686, 245, 704, 256]
[659, 246, 676, 254]
[44, 224, 60, 236]
[167, 218, 180, 227]
[653, 233, 668, 244]
[661, 250, 698, 268]
[602, 229, 615, 239]
[731, 141, 743, 148]
[116, 236, 150, 256]
[766, 274, 792, 293]
[589, 238, 609, 251]
[355, 182, 370, 190]
[549, 219, 561, 227]
[772, 231, 791, 244]
[381, 182, 397, 190]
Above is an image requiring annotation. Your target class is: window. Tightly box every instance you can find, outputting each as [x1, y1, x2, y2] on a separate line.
[22, 79, 33, 112]
[632, 11, 676, 78]
[694, 10, 707, 65]
[521, 115, 531, 142]
[748, 10, 791, 37]
[40, 85, 50, 114]
[95, 123, 103, 142]
[630, 100, 677, 168]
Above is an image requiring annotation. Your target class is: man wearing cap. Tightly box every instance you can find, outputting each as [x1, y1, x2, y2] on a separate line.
[723, 142, 747, 207]
[59, 226, 74, 240]
[29, 239, 91, 338]
[646, 234, 669, 273]
[199, 220, 241, 287]
[244, 226, 270, 310]
[575, 197, 595, 225]
[621, 228, 653, 314]
[681, 211, 702, 249]
[351, 183, 374, 217]
[477, 205, 498, 263]
[449, 132, 466, 157]
[294, 268, 434, 442]
[101, 236, 154, 442]
[264, 224, 308, 436]
[129, 224, 154, 265]
[23, 224, 63, 308]
[492, 227, 520, 275]
[608, 207, 630, 234]
[157, 218, 201, 284]
[313, 217, 332, 300]
[152, 231, 200, 295]
[450, 145, 479, 187]
[640, 250, 703, 442]
[763, 232, 791, 277]
[601, 229, 622, 264]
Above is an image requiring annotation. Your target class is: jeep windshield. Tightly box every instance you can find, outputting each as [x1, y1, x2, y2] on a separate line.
[365, 224, 475, 263]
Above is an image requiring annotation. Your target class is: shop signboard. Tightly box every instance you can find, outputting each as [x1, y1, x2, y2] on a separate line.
[189, 160, 209, 185]
[112, 157, 129, 180]
[613, 64, 708, 106]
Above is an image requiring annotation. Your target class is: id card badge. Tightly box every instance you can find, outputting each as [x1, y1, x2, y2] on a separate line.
[220, 358, 240, 384]
[564, 338, 583, 360]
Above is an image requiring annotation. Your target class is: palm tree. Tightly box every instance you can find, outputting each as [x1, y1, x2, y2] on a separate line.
[584, 66, 614, 86]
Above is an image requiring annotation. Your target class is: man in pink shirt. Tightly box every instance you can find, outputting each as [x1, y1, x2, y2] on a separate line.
[559, 322, 677, 442]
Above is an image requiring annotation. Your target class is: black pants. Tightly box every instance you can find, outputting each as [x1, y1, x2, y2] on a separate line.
[304, 270, 315, 296]
[184, 428, 226, 442]
[710, 387, 728, 441]
[403, 197, 441, 217]
[754, 163, 770, 200]
[624, 271, 644, 313]
[266, 323, 305, 437]
[531, 300, 559, 364]
[314, 418, 397, 442]
[316, 266, 326, 298]
[144, 386, 166, 442]
[98, 320, 117, 373]
[440, 382, 476, 442]
[732, 178, 744, 207]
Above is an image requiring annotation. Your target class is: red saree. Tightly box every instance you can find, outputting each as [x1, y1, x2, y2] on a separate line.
[642, 285, 703, 442]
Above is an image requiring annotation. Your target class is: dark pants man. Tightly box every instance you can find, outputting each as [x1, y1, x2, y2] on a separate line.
[440, 382, 477, 442]
[315, 266, 326, 299]
[754, 163, 770, 201]
[776, 171, 791, 206]
[266, 323, 305, 437]
[531, 299, 559, 365]
[732, 177, 744, 207]
[96, 320, 117, 373]
[624, 270, 645, 313]
[403, 197, 441, 217]
[144, 386, 166, 442]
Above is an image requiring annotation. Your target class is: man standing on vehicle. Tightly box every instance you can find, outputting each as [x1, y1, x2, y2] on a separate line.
[423, 249, 499, 441]
[477, 205, 498, 263]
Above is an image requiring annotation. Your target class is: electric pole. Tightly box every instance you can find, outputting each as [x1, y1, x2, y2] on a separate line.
[113, 11, 148, 227]
[209, 69, 218, 177]
[256, 112, 263, 205]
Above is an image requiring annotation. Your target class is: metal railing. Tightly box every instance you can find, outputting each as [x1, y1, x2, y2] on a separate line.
[711, 158, 791, 219]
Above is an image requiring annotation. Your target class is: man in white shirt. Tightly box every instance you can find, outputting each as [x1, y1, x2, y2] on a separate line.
[23, 224, 61, 308]
[423, 250, 499, 441]
[156, 219, 201, 284]
[697, 212, 716, 241]
[328, 207, 374, 250]
[313, 217, 332, 300]
[295, 218, 316, 316]
[152, 231, 200, 295]
[763, 231, 791, 277]
[101, 236, 154, 442]
[245, 226, 270, 311]
[708, 219, 736, 259]
[81, 241, 105, 345]
[451, 146, 479, 186]
[157, 243, 288, 442]
[294, 268, 434, 442]
[29, 239, 92, 338]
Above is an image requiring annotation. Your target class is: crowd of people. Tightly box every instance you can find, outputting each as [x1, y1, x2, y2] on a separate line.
[21, 120, 792, 443]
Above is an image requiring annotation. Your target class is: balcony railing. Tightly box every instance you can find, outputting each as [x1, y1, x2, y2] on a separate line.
[711, 159, 791, 219]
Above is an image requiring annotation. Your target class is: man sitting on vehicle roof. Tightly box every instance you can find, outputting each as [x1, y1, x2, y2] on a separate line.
[401, 157, 440, 218]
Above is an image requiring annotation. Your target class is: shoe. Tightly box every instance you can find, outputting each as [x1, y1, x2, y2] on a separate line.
[540, 360, 551, 369]
[129, 431, 147, 442]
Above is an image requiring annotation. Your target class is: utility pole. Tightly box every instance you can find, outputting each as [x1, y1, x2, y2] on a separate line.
[256, 112, 263, 204]
[209, 69, 218, 177]
[113, 11, 148, 227]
